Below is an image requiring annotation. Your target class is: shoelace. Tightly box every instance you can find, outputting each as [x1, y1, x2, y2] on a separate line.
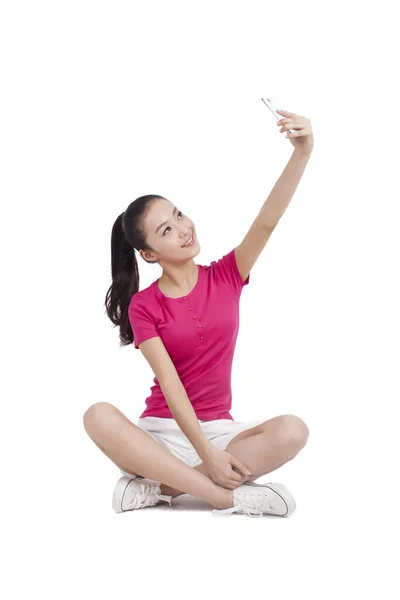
[129, 480, 172, 509]
[212, 489, 270, 518]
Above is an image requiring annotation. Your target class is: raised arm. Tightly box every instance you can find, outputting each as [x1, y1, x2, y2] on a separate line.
[234, 109, 313, 282]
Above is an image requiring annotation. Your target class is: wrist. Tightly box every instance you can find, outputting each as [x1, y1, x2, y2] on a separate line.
[293, 147, 313, 160]
[198, 442, 218, 463]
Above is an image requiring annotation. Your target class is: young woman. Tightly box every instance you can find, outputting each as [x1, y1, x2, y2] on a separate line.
[83, 109, 314, 518]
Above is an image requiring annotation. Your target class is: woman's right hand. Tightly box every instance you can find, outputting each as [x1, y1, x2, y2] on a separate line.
[203, 448, 253, 489]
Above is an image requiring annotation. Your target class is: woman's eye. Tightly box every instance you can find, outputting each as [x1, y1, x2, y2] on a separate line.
[163, 211, 183, 235]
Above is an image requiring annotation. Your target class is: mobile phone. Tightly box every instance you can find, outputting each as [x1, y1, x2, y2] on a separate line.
[261, 96, 292, 134]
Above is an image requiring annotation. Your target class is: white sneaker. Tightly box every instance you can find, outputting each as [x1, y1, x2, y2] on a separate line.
[112, 476, 173, 513]
[212, 481, 296, 518]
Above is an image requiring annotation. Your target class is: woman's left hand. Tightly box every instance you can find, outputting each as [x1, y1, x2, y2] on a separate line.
[276, 109, 314, 156]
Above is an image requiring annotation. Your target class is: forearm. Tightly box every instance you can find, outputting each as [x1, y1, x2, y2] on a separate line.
[258, 149, 311, 229]
[161, 379, 216, 462]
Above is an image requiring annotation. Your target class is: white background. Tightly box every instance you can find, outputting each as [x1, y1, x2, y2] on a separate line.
[1, 1, 399, 598]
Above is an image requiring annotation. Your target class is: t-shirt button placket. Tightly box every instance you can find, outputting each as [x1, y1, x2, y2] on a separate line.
[182, 297, 204, 342]
[197, 322, 204, 341]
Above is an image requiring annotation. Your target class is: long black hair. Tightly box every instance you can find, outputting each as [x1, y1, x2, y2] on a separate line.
[105, 194, 167, 346]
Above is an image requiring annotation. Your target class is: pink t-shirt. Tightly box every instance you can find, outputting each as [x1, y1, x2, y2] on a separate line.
[128, 248, 250, 421]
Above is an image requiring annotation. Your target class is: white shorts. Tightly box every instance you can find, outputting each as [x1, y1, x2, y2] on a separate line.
[119, 416, 266, 477]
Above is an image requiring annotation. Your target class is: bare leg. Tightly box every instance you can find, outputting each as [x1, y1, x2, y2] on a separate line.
[83, 402, 233, 510]
[161, 415, 309, 498]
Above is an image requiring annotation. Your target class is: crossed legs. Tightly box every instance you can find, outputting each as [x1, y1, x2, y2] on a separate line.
[160, 414, 309, 497]
[83, 403, 309, 510]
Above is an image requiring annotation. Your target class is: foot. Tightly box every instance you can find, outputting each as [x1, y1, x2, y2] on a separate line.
[112, 476, 173, 513]
[212, 481, 296, 518]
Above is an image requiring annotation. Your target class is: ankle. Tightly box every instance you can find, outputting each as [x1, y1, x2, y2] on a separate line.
[160, 483, 183, 498]
[215, 488, 234, 510]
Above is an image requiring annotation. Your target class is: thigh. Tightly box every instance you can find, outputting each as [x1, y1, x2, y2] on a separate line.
[83, 405, 183, 477]
[117, 417, 193, 478]
[190, 418, 267, 467]
[135, 417, 193, 467]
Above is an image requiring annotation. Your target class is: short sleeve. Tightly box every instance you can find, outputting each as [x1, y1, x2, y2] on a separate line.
[128, 295, 160, 350]
[210, 248, 250, 294]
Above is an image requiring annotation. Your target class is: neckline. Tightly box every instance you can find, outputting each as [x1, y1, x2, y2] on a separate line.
[155, 264, 202, 300]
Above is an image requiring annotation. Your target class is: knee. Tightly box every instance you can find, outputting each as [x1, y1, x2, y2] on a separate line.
[278, 414, 309, 450]
[83, 402, 117, 436]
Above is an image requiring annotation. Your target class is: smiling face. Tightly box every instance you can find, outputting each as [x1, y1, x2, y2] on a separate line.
[139, 198, 200, 264]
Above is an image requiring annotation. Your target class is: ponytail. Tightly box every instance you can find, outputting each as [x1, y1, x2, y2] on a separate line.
[105, 195, 165, 346]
